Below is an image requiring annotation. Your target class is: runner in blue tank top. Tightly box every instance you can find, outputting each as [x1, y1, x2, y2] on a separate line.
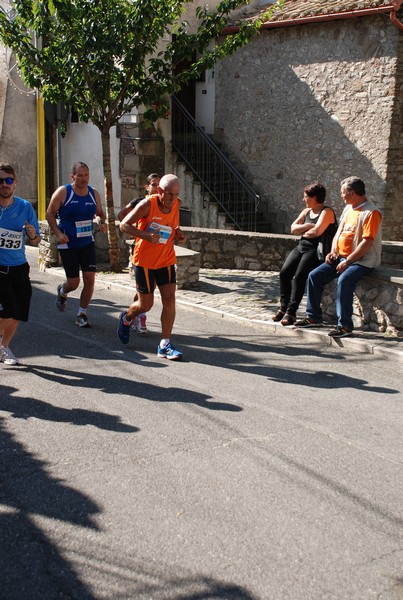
[46, 162, 106, 328]
[57, 182, 98, 249]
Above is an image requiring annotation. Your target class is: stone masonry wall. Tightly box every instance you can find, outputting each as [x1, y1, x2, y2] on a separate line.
[383, 29, 403, 241]
[215, 15, 401, 239]
[182, 227, 403, 271]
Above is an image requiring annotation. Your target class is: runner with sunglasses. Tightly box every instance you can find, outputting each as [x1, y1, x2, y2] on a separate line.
[0, 163, 40, 365]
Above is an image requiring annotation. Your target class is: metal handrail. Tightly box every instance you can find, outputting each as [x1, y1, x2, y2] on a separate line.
[171, 95, 259, 231]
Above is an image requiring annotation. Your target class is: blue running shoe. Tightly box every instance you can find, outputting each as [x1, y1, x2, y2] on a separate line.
[118, 312, 131, 344]
[157, 342, 183, 361]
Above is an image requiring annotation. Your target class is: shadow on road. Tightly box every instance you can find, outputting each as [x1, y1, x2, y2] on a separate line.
[179, 335, 399, 395]
[17, 364, 242, 413]
[0, 387, 252, 599]
[0, 384, 140, 432]
[0, 386, 99, 599]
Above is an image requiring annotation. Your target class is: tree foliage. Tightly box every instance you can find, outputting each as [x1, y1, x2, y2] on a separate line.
[0, 0, 283, 269]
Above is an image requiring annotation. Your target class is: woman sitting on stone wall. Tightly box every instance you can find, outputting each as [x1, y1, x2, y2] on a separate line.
[272, 182, 337, 326]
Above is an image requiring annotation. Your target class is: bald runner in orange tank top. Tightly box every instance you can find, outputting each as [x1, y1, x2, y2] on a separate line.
[133, 194, 179, 270]
[118, 174, 187, 360]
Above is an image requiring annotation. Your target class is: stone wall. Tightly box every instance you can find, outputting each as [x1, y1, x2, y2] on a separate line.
[182, 227, 403, 271]
[214, 15, 402, 240]
[383, 29, 403, 241]
[184, 228, 297, 271]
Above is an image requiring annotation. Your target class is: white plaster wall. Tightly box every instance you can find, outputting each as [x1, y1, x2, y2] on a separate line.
[60, 120, 121, 213]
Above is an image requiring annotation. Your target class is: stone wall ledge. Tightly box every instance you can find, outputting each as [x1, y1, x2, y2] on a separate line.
[368, 267, 403, 286]
[182, 227, 403, 270]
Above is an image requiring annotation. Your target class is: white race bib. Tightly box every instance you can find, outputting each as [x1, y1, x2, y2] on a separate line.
[148, 222, 172, 244]
[0, 227, 23, 250]
[75, 220, 93, 238]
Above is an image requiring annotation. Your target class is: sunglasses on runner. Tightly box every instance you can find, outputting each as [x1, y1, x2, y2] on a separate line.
[0, 177, 14, 184]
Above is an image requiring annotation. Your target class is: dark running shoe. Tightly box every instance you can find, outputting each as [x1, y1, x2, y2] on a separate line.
[75, 313, 91, 328]
[328, 326, 352, 338]
[118, 312, 131, 344]
[294, 318, 323, 328]
[56, 284, 67, 312]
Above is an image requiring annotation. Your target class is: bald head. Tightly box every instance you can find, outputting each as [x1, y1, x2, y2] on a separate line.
[159, 174, 179, 191]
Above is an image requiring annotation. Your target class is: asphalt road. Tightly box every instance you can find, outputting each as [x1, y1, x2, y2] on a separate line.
[1, 250, 402, 600]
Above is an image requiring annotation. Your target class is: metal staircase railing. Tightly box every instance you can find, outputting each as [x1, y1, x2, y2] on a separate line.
[171, 95, 260, 231]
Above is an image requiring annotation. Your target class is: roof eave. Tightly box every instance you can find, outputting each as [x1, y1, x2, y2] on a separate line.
[223, 5, 396, 35]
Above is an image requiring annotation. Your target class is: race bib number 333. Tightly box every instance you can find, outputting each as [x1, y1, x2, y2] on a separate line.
[0, 227, 23, 250]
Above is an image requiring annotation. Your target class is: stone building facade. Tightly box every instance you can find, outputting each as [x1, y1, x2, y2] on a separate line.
[213, 2, 403, 240]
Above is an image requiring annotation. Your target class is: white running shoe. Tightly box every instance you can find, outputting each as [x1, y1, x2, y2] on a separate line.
[131, 313, 147, 335]
[0, 346, 19, 365]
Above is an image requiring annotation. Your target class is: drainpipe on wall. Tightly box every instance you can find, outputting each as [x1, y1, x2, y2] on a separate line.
[36, 91, 46, 221]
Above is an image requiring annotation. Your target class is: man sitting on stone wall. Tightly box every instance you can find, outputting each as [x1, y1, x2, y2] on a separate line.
[295, 176, 382, 338]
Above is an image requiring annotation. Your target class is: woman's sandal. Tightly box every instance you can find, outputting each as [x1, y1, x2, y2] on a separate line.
[281, 314, 296, 326]
[271, 309, 286, 322]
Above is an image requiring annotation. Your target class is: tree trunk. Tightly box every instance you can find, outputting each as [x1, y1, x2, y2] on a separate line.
[101, 127, 122, 272]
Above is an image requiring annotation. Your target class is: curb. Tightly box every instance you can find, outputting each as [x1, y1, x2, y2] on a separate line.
[174, 297, 403, 361]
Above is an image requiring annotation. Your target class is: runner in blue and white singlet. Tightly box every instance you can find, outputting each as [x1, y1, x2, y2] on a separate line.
[56, 183, 98, 249]
[46, 162, 106, 328]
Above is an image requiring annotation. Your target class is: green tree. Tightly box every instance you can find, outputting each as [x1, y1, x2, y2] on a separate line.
[0, 0, 282, 270]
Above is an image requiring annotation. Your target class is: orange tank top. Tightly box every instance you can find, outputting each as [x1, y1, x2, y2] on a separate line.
[133, 194, 179, 269]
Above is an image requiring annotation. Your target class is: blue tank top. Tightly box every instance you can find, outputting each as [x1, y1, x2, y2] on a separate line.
[57, 184, 97, 249]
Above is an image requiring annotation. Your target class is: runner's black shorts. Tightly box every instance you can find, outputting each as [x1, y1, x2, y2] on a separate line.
[59, 242, 97, 278]
[0, 262, 32, 321]
[134, 265, 176, 294]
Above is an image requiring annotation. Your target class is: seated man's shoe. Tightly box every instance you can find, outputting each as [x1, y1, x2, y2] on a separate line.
[328, 326, 352, 338]
[294, 318, 323, 328]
